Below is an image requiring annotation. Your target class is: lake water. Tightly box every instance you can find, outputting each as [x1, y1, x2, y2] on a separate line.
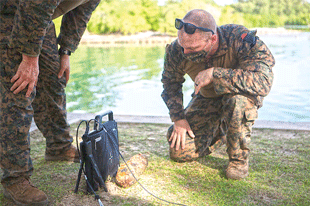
[68, 32, 310, 123]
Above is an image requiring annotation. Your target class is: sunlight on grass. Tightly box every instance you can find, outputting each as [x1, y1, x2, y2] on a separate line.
[0, 123, 309, 206]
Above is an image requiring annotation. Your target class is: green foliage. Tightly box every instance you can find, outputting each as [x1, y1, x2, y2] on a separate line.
[87, 0, 221, 35]
[1, 123, 309, 205]
[219, 6, 245, 25]
[87, 0, 160, 35]
[57, 0, 310, 35]
[232, 0, 310, 27]
[285, 13, 310, 25]
[53, 16, 62, 36]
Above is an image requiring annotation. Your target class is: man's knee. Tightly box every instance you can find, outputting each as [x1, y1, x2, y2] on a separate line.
[222, 94, 257, 123]
[169, 145, 199, 162]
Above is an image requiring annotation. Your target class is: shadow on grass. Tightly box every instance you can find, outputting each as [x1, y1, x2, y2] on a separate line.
[198, 155, 228, 178]
[1, 124, 309, 206]
[0, 160, 161, 206]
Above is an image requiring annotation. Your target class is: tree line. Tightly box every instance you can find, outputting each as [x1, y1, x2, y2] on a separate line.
[221, 0, 310, 28]
[72, 0, 310, 35]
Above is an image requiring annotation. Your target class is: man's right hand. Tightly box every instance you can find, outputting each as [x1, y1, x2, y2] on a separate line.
[10, 54, 39, 97]
[169, 119, 195, 151]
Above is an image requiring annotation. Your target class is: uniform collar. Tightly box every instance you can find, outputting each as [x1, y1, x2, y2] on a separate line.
[211, 27, 228, 58]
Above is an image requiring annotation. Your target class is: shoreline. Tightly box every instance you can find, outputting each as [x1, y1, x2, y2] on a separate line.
[65, 28, 310, 132]
[80, 31, 176, 47]
[80, 27, 304, 47]
[30, 113, 310, 132]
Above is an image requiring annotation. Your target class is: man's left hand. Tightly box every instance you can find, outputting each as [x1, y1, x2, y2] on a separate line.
[194, 67, 214, 94]
[58, 54, 70, 84]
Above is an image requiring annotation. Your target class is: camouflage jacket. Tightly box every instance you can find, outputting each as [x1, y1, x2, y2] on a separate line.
[161, 24, 275, 122]
[0, 0, 100, 56]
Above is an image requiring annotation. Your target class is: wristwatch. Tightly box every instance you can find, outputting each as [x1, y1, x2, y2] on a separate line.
[58, 48, 71, 56]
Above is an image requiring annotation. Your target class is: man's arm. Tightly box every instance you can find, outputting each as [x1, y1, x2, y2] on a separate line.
[9, 0, 61, 96]
[212, 29, 275, 98]
[161, 43, 186, 122]
[56, 1, 100, 83]
[57, 0, 101, 53]
[161, 42, 195, 150]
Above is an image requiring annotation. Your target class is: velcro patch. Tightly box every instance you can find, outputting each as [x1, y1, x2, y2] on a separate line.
[241, 30, 258, 48]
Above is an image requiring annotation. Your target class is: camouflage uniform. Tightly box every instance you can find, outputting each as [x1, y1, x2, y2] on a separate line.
[0, 0, 100, 186]
[161, 25, 275, 166]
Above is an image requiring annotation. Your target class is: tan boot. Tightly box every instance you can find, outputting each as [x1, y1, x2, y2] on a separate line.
[45, 144, 79, 163]
[3, 178, 48, 206]
[226, 160, 249, 180]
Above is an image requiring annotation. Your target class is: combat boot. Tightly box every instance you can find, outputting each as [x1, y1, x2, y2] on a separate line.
[45, 144, 79, 163]
[226, 159, 249, 180]
[3, 178, 48, 206]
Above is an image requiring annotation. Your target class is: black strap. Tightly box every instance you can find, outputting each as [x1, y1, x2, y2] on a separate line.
[75, 120, 105, 205]
[104, 127, 188, 206]
[76, 118, 188, 206]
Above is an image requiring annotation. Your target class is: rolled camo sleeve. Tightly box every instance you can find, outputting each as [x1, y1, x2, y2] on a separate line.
[161, 43, 186, 122]
[9, 0, 61, 57]
[212, 34, 275, 97]
[57, 0, 100, 52]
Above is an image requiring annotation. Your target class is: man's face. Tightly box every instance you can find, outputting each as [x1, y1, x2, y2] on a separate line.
[177, 20, 211, 54]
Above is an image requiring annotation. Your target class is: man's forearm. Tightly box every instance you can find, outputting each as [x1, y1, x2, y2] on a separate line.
[212, 65, 274, 97]
[161, 83, 185, 122]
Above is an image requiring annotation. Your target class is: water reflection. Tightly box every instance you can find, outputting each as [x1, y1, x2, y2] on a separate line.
[67, 46, 165, 113]
[68, 33, 310, 122]
[257, 32, 310, 122]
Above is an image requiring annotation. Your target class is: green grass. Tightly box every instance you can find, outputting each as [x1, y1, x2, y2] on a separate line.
[0, 123, 309, 206]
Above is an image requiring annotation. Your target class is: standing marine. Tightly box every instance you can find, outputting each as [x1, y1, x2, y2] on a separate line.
[0, 0, 100, 205]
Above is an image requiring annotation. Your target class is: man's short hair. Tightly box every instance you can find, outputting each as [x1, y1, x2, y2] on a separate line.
[183, 9, 217, 38]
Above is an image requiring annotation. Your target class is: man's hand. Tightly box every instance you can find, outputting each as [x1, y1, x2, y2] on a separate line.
[169, 119, 195, 150]
[194, 67, 214, 94]
[10, 54, 39, 97]
[58, 54, 70, 84]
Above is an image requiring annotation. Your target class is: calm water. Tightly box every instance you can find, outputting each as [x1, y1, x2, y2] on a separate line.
[68, 32, 310, 122]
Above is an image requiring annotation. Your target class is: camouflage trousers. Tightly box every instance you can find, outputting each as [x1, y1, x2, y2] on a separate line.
[0, 22, 73, 186]
[167, 93, 258, 164]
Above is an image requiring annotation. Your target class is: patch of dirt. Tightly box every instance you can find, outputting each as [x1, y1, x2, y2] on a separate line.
[1, 123, 309, 206]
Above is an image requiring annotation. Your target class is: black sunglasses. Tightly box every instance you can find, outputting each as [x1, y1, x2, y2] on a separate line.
[175, 18, 215, 35]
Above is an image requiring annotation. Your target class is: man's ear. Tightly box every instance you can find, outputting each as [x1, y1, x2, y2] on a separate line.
[210, 33, 217, 44]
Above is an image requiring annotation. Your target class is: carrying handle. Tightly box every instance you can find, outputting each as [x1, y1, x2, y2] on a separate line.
[76, 120, 90, 142]
[94, 110, 114, 130]
[77, 119, 99, 142]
